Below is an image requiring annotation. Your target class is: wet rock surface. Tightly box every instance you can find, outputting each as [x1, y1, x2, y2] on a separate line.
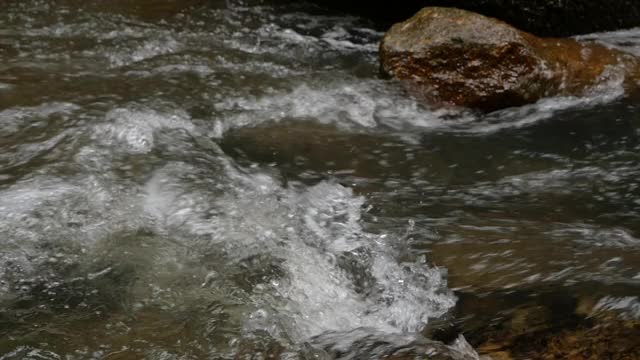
[380, 7, 640, 111]
[478, 312, 640, 360]
[455, 287, 640, 360]
[303, 0, 640, 37]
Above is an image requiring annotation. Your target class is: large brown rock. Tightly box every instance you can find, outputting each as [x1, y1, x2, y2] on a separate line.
[380, 7, 640, 112]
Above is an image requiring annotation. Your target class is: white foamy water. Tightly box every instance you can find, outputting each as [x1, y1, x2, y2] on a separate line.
[207, 61, 630, 139]
[0, 102, 80, 135]
[1, 0, 639, 358]
[593, 296, 640, 319]
[549, 226, 640, 248]
[463, 75, 627, 134]
[6, 0, 632, 139]
[0, 99, 464, 357]
[577, 27, 640, 56]
[92, 107, 195, 154]
[0, 174, 144, 302]
[210, 81, 475, 137]
[106, 36, 183, 67]
[142, 158, 456, 343]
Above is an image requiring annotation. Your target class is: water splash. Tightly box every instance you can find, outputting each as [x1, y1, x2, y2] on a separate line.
[143, 160, 456, 345]
[577, 27, 640, 56]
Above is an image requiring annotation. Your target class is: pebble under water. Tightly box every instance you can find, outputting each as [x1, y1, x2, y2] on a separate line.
[1, 0, 640, 359]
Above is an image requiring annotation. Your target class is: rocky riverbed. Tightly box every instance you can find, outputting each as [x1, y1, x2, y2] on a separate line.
[0, 0, 639, 359]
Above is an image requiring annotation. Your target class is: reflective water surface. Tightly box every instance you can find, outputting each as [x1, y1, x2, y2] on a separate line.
[1, 0, 639, 358]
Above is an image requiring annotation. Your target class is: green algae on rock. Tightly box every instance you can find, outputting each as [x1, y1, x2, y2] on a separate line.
[380, 7, 640, 112]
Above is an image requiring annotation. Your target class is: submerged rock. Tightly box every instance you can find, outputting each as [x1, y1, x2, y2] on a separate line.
[477, 312, 640, 360]
[380, 7, 640, 112]
[458, 289, 640, 360]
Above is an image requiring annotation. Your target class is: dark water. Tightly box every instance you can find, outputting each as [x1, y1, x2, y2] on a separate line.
[1, 0, 639, 358]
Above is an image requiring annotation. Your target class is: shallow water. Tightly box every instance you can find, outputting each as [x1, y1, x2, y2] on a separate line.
[0, 0, 639, 358]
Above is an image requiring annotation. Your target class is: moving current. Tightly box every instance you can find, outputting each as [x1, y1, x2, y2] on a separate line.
[1, 0, 639, 358]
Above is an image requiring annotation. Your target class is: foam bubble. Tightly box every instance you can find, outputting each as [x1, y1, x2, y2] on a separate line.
[92, 107, 194, 154]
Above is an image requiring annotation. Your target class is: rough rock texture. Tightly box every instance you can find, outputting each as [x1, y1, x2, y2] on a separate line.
[306, 0, 640, 37]
[379, 7, 640, 111]
[476, 320, 640, 360]
[473, 299, 640, 360]
[451, 288, 640, 360]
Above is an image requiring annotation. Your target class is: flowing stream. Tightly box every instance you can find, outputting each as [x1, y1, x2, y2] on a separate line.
[1, 0, 640, 359]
